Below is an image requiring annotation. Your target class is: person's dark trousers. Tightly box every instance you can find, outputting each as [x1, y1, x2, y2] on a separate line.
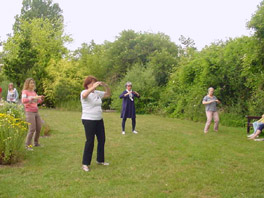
[82, 119, 105, 165]
[122, 118, 136, 131]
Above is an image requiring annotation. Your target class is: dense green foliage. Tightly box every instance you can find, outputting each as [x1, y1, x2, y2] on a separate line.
[161, 37, 260, 126]
[1, 0, 264, 126]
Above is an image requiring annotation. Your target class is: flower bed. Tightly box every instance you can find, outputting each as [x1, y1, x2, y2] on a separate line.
[0, 102, 29, 164]
[0, 113, 28, 164]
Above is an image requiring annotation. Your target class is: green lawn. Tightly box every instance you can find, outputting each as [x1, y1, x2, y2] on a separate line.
[1, 109, 264, 198]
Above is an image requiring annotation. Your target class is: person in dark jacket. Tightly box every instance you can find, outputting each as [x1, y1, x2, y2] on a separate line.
[119, 82, 140, 135]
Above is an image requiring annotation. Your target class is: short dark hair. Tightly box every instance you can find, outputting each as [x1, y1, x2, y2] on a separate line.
[83, 76, 97, 89]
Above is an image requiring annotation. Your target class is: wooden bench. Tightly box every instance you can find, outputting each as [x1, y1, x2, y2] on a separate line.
[245, 115, 261, 134]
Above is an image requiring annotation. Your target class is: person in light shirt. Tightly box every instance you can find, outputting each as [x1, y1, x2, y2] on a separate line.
[21, 78, 44, 150]
[247, 114, 264, 138]
[80, 76, 111, 172]
[202, 87, 221, 133]
[7, 83, 19, 103]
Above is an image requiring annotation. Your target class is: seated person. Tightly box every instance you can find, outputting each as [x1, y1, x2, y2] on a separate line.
[248, 114, 264, 138]
[248, 122, 264, 140]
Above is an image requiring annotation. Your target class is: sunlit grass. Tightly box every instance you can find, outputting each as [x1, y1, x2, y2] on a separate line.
[1, 109, 264, 198]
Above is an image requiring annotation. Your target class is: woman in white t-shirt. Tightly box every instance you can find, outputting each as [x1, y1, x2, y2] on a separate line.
[81, 76, 111, 172]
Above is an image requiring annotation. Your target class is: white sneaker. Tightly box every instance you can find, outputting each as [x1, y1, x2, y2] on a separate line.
[247, 133, 255, 138]
[254, 138, 264, 141]
[247, 134, 259, 138]
[82, 165, 89, 172]
[122, 131, 125, 135]
[96, 161, 110, 166]
[132, 130, 138, 134]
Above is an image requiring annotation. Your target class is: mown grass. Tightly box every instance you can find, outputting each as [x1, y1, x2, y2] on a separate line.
[1, 109, 264, 198]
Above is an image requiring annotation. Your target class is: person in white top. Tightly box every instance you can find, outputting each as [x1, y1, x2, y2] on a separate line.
[81, 76, 111, 172]
[7, 83, 19, 103]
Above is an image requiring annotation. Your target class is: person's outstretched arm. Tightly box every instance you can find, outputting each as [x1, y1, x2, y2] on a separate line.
[101, 82, 111, 98]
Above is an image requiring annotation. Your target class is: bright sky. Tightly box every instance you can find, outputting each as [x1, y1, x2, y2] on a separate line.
[0, 0, 262, 51]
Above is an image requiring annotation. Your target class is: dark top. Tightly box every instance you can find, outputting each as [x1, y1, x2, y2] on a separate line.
[120, 90, 140, 118]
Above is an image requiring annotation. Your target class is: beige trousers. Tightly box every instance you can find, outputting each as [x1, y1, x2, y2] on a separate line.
[204, 111, 219, 132]
[25, 112, 42, 146]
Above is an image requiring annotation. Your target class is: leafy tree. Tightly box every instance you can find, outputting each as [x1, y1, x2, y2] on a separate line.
[147, 49, 178, 86]
[247, 1, 264, 39]
[247, 0, 264, 77]
[74, 42, 109, 81]
[3, 33, 38, 88]
[3, 18, 69, 93]
[104, 30, 179, 83]
[104, 30, 139, 82]
[14, 0, 63, 32]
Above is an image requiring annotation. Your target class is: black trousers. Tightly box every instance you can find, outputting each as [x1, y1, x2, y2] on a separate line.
[122, 118, 136, 131]
[82, 119, 105, 165]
